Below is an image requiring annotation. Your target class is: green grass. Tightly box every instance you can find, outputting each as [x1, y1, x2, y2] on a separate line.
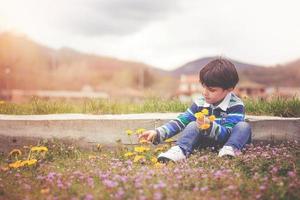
[244, 97, 300, 117]
[0, 96, 300, 117]
[0, 97, 188, 115]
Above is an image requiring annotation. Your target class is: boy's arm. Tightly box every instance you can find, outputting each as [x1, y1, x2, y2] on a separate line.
[208, 104, 245, 142]
[153, 102, 200, 144]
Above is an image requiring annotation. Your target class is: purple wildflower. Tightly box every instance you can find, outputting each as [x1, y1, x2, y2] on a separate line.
[288, 171, 296, 177]
[259, 185, 266, 190]
[139, 195, 147, 200]
[57, 179, 64, 189]
[227, 185, 236, 190]
[271, 167, 278, 174]
[115, 188, 125, 199]
[37, 175, 44, 180]
[201, 186, 208, 192]
[153, 181, 166, 190]
[46, 172, 57, 182]
[84, 194, 94, 200]
[134, 177, 143, 188]
[153, 192, 163, 200]
[103, 179, 118, 188]
[213, 170, 225, 179]
[87, 177, 94, 188]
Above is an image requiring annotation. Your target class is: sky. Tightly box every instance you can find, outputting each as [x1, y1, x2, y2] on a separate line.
[0, 0, 300, 70]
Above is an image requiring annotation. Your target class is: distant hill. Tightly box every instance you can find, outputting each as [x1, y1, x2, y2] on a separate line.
[241, 59, 300, 87]
[171, 56, 263, 76]
[171, 56, 300, 87]
[0, 32, 175, 97]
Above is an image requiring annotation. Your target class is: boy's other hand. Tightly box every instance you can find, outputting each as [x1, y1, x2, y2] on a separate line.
[138, 130, 157, 142]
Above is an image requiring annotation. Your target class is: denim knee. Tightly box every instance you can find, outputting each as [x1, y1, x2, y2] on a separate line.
[186, 121, 198, 128]
[234, 122, 252, 143]
[225, 121, 252, 150]
[235, 121, 250, 129]
[176, 121, 202, 155]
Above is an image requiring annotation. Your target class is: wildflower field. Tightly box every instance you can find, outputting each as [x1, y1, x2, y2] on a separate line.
[1, 97, 300, 199]
[1, 136, 299, 200]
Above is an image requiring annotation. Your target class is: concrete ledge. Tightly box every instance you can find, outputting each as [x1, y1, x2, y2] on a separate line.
[0, 113, 299, 151]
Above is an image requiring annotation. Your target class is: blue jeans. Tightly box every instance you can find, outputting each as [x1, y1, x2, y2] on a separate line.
[176, 121, 252, 156]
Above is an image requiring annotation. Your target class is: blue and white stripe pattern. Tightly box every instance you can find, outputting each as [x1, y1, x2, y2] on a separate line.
[155, 92, 245, 143]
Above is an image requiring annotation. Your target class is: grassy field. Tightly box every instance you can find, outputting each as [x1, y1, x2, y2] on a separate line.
[0, 97, 300, 117]
[0, 139, 299, 200]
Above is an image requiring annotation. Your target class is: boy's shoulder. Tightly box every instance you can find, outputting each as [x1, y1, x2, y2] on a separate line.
[193, 93, 244, 108]
[228, 93, 244, 108]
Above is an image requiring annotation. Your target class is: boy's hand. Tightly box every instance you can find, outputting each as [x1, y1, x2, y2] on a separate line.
[138, 130, 157, 142]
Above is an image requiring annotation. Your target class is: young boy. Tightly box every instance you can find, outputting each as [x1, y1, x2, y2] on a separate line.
[139, 58, 252, 162]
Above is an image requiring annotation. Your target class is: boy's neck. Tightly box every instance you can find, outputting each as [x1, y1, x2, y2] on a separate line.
[212, 98, 225, 107]
[212, 92, 231, 107]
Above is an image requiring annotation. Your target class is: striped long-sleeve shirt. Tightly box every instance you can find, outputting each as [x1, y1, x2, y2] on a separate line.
[155, 92, 245, 143]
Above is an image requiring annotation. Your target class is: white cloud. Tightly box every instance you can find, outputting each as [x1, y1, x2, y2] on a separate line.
[0, 0, 300, 70]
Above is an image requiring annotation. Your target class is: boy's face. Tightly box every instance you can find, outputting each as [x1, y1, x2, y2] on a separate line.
[202, 85, 233, 105]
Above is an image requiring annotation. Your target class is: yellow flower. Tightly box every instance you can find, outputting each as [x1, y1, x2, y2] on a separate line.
[22, 159, 37, 166]
[134, 146, 142, 153]
[195, 112, 204, 120]
[143, 147, 150, 152]
[40, 146, 48, 152]
[135, 128, 146, 135]
[200, 123, 211, 130]
[154, 162, 164, 168]
[88, 155, 97, 160]
[124, 152, 135, 157]
[125, 129, 134, 136]
[201, 109, 209, 115]
[133, 155, 145, 163]
[31, 146, 48, 152]
[154, 147, 164, 153]
[162, 144, 169, 150]
[208, 115, 216, 122]
[139, 139, 149, 144]
[27, 159, 37, 166]
[0, 100, 5, 104]
[151, 157, 158, 164]
[9, 160, 24, 169]
[9, 149, 22, 157]
[134, 146, 150, 153]
[9, 159, 37, 168]
[40, 188, 50, 194]
[164, 138, 175, 143]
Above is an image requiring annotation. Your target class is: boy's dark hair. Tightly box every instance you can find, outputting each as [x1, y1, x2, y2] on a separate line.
[199, 58, 239, 89]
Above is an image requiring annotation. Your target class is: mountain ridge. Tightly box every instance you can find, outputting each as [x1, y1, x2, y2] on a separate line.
[1, 32, 299, 97]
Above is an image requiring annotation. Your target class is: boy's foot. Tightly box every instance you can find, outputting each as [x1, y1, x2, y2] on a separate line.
[218, 145, 237, 157]
[157, 145, 186, 163]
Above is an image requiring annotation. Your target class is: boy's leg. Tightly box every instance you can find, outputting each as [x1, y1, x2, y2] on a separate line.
[219, 122, 252, 157]
[224, 121, 252, 150]
[158, 121, 204, 162]
[176, 121, 217, 156]
[176, 121, 209, 156]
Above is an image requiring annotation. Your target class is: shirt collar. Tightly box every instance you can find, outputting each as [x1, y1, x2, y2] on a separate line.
[203, 92, 232, 111]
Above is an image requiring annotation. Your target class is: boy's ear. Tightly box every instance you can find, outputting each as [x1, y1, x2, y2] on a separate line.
[227, 87, 234, 92]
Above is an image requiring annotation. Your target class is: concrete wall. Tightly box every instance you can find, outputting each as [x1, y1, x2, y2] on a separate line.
[0, 113, 299, 152]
